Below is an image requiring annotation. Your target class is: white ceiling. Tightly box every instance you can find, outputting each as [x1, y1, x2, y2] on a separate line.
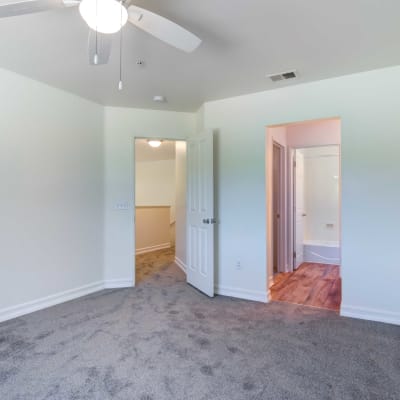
[0, 0, 400, 111]
[135, 139, 175, 162]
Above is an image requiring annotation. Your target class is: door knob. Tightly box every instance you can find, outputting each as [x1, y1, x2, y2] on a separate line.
[202, 218, 210, 224]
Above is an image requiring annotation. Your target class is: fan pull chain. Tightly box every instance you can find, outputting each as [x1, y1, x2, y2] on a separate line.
[94, 0, 99, 65]
[118, 0, 123, 90]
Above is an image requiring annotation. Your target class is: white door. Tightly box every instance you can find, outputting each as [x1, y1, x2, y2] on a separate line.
[186, 133, 215, 297]
[294, 150, 305, 269]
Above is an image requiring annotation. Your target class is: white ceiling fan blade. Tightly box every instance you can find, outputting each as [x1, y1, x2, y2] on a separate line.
[127, 5, 201, 53]
[88, 29, 112, 65]
[0, 0, 78, 18]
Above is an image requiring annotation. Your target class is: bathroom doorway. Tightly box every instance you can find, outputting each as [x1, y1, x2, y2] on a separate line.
[267, 118, 342, 312]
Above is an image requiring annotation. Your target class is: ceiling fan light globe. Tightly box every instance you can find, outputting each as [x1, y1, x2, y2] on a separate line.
[79, 0, 128, 34]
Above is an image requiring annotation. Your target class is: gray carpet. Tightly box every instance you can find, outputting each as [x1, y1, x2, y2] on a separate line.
[1, 254, 399, 399]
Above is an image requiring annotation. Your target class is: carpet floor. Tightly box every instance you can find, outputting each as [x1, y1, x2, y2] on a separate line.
[0, 249, 399, 400]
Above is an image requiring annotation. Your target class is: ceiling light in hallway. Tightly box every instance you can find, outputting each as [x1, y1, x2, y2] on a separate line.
[147, 140, 163, 148]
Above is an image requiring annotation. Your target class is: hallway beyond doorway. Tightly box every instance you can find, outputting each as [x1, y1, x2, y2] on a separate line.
[270, 263, 341, 312]
[135, 247, 179, 284]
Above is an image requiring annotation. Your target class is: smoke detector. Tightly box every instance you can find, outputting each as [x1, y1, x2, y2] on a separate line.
[153, 95, 166, 103]
[267, 70, 298, 82]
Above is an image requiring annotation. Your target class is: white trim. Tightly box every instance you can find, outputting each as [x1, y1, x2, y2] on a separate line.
[0, 281, 104, 323]
[103, 279, 133, 289]
[215, 285, 268, 303]
[135, 243, 170, 255]
[267, 276, 274, 301]
[341, 305, 400, 326]
[174, 256, 187, 273]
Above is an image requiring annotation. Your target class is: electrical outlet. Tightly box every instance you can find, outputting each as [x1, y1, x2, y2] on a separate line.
[236, 261, 241, 270]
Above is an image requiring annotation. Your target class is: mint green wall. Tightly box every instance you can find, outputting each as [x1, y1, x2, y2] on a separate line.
[0, 68, 104, 313]
[1, 63, 399, 325]
[204, 66, 400, 324]
[103, 107, 195, 285]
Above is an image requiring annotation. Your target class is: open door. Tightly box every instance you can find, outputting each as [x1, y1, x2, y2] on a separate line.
[294, 150, 305, 269]
[186, 132, 215, 297]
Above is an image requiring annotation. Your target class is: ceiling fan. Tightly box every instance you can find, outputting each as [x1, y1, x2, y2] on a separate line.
[0, 0, 202, 66]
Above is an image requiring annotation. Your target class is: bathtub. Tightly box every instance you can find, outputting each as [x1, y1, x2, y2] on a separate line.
[303, 240, 341, 265]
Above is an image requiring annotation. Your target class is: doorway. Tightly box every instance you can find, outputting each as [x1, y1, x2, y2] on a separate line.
[267, 118, 342, 312]
[133, 134, 216, 297]
[292, 146, 341, 270]
[134, 139, 186, 283]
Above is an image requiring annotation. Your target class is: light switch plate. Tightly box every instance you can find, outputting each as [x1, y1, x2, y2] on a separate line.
[114, 201, 130, 210]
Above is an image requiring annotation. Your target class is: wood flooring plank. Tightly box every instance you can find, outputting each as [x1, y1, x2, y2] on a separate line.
[270, 263, 341, 312]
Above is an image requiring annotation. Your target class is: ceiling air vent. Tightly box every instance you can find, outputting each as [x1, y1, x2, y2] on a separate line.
[267, 70, 298, 82]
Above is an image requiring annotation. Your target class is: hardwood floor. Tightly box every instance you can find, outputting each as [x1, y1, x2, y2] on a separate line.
[136, 252, 342, 312]
[270, 263, 341, 312]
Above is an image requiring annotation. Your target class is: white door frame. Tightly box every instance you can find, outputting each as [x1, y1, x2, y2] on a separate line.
[266, 131, 289, 291]
[288, 144, 342, 270]
[272, 141, 286, 275]
[132, 136, 187, 286]
[291, 148, 306, 269]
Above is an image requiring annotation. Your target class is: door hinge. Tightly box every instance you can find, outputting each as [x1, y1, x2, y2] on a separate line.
[293, 251, 296, 258]
[293, 160, 296, 168]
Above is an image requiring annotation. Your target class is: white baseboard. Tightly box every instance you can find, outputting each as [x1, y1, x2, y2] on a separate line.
[174, 256, 187, 273]
[4, 280, 398, 327]
[103, 279, 133, 289]
[136, 243, 170, 255]
[0, 281, 104, 324]
[215, 285, 268, 303]
[341, 304, 400, 326]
